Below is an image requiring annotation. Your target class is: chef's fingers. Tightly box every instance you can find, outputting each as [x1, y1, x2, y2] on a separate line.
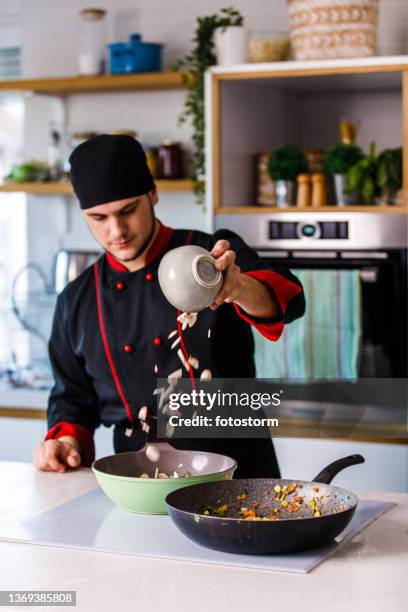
[211, 239, 230, 257]
[64, 447, 82, 468]
[210, 265, 241, 309]
[32, 441, 61, 472]
[214, 249, 236, 272]
[43, 440, 68, 472]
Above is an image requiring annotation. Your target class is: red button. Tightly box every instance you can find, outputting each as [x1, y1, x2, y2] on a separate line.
[145, 273, 154, 281]
[116, 281, 125, 291]
[153, 337, 162, 346]
[123, 344, 134, 353]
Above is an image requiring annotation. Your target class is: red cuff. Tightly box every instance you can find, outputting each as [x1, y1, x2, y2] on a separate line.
[233, 270, 303, 341]
[45, 422, 95, 467]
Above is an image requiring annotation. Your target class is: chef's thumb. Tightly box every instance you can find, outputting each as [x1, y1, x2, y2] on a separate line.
[65, 448, 81, 468]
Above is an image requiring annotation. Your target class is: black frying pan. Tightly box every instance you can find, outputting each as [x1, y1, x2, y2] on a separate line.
[166, 454, 364, 555]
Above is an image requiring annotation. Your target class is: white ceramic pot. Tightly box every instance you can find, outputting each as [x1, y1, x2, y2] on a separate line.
[275, 180, 296, 207]
[334, 174, 359, 206]
[214, 26, 249, 66]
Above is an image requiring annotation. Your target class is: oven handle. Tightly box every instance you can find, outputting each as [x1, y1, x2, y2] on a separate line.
[256, 251, 379, 283]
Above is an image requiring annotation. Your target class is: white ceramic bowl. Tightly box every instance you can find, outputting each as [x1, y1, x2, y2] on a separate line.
[158, 245, 223, 313]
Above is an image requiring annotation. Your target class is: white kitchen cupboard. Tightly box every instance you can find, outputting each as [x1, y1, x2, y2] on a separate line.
[205, 56, 408, 218]
[0, 417, 47, 464]
[274, 438, 408, 493]
[0, 415, 115, 463]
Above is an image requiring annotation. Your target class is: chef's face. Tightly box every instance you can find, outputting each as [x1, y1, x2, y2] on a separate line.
[83, 189, 158, 262]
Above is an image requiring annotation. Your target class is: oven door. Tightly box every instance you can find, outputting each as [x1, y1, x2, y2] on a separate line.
[257, 248, 407, 378]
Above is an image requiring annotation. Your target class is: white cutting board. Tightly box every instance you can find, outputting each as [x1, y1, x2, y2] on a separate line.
[0, 489, 394, 574]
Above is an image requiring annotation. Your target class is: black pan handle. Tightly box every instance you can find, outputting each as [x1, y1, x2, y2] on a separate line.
[312, 454, 365, 484]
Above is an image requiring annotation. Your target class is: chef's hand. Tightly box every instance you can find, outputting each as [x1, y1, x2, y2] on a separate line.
[210, 239, 282, 319]
[33, 436, 82, 472]
[209, 239, 241, 310]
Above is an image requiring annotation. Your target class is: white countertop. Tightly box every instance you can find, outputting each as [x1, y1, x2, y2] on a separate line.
[0, 462, 407, 612]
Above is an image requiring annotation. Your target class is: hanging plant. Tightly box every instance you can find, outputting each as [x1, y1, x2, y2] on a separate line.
[173, 7, 244, 204]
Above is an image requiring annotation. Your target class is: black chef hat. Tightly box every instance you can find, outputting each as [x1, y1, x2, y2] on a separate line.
[69, 134, 155, 209]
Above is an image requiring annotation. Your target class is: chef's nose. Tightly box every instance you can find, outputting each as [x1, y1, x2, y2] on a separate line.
[109, 215, 128, 238]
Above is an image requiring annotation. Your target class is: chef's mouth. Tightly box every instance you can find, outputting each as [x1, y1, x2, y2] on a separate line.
[111, 238, 133, 248]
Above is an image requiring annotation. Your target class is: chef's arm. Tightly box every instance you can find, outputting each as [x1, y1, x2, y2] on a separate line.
[38, 297, 100, 469]
[232, 273, 282, 320]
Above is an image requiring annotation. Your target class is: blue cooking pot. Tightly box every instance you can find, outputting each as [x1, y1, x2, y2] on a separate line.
[108, 34, 162, 74]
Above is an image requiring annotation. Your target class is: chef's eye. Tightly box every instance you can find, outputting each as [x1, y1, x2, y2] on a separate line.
[120, 205, 137, 216]
[93, 215, 105, 222]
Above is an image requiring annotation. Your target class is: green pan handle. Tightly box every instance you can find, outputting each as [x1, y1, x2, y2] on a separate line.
[313, 454, 365, 484]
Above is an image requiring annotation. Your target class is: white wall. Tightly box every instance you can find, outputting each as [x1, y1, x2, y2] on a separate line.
[16, 0, 408, 258]
[18, 0, 408, 78]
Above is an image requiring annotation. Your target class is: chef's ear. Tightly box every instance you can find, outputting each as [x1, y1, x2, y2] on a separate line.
[147, 188, 159, 206]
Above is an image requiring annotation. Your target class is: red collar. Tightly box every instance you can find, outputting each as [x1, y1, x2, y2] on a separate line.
[106, 222, 174, 272]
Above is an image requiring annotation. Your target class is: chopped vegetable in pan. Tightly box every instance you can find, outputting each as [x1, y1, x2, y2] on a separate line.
[201, 483, 350, 520]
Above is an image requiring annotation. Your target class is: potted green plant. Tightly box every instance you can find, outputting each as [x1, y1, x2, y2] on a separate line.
[267, 145, 308, 207]
[376, 147, 402, 205]
[324, 143, 363, 205]
[345, 142, 380, 204]
[214, 10, 247, 66]
[174, 7, 244, 205]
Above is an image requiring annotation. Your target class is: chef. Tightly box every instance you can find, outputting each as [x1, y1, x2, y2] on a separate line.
[33, 135, 305, 476]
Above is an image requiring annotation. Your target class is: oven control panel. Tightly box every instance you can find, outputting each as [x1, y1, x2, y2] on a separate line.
[269, 220, 348, 240]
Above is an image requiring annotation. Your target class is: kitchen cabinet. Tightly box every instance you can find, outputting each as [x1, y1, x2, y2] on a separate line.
[205, 56, 408, 217]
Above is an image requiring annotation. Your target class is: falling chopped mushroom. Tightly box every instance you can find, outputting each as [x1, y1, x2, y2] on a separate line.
[200, 369, 212, 380]
[138, 406, 148, 421]
[146, 444, 160, 462]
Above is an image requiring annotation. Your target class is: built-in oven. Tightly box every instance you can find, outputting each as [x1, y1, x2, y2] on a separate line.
[215, 213, 407, 378]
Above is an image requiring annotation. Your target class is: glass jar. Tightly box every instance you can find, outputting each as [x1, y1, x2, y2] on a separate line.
[78, 8, 107, 76]
[158, 140, 184, 179]
[144, 146, 159, 178]
[249, 31, 291, 63]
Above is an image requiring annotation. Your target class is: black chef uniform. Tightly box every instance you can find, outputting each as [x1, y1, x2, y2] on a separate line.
[45, 221, 305, 477]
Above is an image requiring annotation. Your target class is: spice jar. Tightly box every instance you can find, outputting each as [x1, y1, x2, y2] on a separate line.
[158, 140, 184, 179]
[311, 173, 328, 207]
[296, 174, 311, 207]
[78, 8, 107, 76]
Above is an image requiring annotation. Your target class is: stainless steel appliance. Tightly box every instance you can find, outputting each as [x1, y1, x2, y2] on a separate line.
[215, 212, 407, 377]
[53, 249, 100, 293]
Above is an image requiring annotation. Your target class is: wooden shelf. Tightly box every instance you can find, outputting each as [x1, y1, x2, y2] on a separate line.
[215, 205, 407, 214]
[0, 72, 187, 95]
[0, 179, 194, 195]
[209, 58, 408, 216]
